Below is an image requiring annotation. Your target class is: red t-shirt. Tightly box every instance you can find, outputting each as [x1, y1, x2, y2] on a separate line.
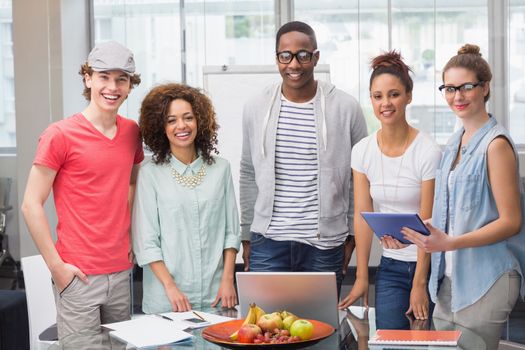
[34, 113, 144, 274]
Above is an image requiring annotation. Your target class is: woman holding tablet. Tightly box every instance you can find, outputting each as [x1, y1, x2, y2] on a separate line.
[402, 44, 525, 349]
[338, 51, 441, 330]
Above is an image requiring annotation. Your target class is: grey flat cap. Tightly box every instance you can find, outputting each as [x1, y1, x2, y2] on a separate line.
[87, 41, 136, 75]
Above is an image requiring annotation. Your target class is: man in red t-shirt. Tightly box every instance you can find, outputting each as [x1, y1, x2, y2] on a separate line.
[21, 41, 144, 340]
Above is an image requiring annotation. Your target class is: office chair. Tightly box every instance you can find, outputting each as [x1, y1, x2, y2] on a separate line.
[21, 255, 56, 350]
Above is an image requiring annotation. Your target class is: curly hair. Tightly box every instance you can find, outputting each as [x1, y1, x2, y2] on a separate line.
[139, 83, 219, 165]
[78, 62, 141, 101]
[442, 44, 492, 102]
[369, 50, 413, 93]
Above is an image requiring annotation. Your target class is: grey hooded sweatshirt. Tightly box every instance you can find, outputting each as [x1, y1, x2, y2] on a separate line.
[240, 80, 368, 246]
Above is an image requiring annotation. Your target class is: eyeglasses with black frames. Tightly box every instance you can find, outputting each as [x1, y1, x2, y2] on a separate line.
[276, 50, 318, 64]
[438, 81, 484, 97]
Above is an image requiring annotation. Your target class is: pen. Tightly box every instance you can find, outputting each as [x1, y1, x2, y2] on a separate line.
[155, 314, 174, 322]
[192, 311, 206, 321]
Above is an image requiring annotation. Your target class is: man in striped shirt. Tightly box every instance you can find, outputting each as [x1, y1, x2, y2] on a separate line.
[240, 21, 368, 292]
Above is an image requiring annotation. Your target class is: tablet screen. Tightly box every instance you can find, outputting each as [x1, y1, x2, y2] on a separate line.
[361, 212, 430, 244]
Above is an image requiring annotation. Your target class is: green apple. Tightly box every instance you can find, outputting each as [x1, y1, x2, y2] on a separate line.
[282, 315, 298, 330]
[290, 319, 314, 341]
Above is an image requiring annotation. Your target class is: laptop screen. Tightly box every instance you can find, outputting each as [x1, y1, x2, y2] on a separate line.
[236, 272, 340, 328]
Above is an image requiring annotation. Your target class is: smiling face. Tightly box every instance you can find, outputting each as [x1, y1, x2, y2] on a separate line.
[165, 98, 198, 158]
[442, 67, 489, 119]
[276, 31, 319, 101]
[84, 70, 131, 114]
[370, 73, 412, 126]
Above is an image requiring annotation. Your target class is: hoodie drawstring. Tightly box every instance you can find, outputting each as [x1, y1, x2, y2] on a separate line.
[261, 83, 327, 157]
[319, 85, 327, 151]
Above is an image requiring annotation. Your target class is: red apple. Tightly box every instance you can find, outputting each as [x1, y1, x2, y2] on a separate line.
[257, 313, 283, 332]
[290, 319, 314, 341]
[237, 324, 262, 343]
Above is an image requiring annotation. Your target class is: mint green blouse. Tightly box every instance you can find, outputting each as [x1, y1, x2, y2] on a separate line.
[132, 155, 241, 313]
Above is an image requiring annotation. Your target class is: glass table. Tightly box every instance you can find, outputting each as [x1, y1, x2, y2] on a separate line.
[48, 307, 486, 350]
[345, 306, 487, 350]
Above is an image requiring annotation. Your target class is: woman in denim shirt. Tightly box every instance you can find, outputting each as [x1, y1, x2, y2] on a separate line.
[403, 44, 525, 349]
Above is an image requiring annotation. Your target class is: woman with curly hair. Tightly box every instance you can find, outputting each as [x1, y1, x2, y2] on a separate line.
[132, 83, 240, 313]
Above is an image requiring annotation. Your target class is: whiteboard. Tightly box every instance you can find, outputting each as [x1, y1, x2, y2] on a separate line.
[202, 65, 330, 263]
[202, 64, 330, 207]
[202, 65, 383, 268]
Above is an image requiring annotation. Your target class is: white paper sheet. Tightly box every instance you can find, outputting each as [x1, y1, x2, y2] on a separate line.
[102, 311, 234, 348]
[103, 315, 192, 348]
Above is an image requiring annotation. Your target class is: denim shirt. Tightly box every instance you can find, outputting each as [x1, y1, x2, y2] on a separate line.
[429, 116, 525, 312]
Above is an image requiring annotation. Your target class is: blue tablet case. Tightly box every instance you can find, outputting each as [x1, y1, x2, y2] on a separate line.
[361, 212, 430, 244]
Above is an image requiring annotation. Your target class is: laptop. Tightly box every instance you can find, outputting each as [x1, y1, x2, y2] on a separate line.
[236, 272, 340, 328]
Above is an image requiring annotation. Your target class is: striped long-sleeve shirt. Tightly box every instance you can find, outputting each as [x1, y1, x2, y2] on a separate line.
[266, 97, 319, 245]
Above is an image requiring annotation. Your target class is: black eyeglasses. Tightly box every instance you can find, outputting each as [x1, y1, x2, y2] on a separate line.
[438, 81, 484, 97]
[276, 50, 318, 64]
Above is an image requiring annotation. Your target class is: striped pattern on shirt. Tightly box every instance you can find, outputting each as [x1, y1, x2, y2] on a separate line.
[266, 97, 319, 244]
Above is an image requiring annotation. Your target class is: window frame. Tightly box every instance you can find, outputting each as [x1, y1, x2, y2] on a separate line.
[83, 1, 521, 150]
[0, 4, 15, 152]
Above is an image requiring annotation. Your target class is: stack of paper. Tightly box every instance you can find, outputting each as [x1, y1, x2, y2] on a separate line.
[102, 311, 234, 348]
[103, 315, 191, 348]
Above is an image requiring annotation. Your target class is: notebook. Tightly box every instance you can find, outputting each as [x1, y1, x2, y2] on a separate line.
[236, 272, 339, 328]
[361, 212, 430, 244]
[368, 329, 462, 346]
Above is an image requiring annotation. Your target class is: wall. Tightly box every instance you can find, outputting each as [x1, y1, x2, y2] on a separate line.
[11, 0, 89, 259]
[3, 0, 525, 262]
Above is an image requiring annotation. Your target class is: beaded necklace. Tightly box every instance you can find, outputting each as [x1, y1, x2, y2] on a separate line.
[170, 163, 206, 189]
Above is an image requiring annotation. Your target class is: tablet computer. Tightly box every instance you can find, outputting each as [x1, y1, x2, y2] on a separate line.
[361, 212, 430, 244]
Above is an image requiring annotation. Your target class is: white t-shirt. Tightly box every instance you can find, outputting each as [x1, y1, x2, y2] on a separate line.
[351, 130, 442, 261]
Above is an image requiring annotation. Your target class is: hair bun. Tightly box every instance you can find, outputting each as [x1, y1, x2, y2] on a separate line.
[369, 50, 413, 93]
[371, 50, 403, 70]
[370, 50, 413, 76]
[458, 44, 481, 56]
